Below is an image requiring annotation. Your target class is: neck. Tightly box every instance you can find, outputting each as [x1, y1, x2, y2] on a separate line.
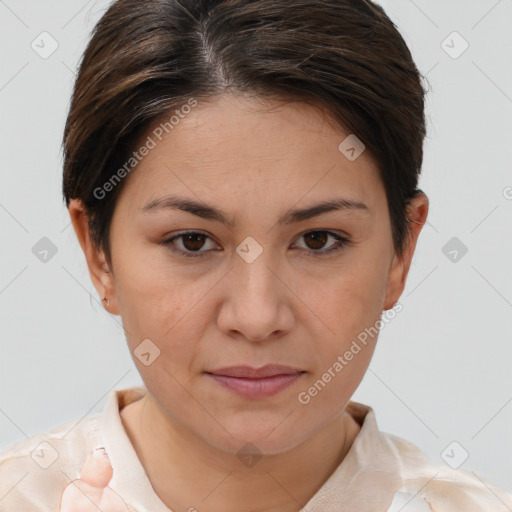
[120, 393, 361, 512]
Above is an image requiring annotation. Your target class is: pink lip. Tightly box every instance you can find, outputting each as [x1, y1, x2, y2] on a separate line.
[206, 372, 304, 399]
[207, 364, 303, 378]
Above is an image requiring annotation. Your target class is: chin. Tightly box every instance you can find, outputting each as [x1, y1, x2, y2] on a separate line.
[203, 417, 310, 458]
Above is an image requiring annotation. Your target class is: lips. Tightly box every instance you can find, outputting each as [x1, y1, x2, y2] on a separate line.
[205, 364, 305, 399]
[206, 364, 304, 379]
[206, 371, 304, 400]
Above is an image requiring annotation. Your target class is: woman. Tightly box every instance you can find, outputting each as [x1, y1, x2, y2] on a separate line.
[1, 0, 511, 511]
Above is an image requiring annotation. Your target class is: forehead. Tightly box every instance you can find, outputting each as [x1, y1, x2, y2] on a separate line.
[117, 93, 384, 211]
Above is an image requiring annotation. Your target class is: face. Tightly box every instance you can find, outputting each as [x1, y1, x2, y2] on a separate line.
[72, 92, 426, 456]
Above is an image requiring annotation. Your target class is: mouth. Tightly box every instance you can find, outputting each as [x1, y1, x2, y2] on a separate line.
[205, 365, 305, 399]
[206, 364, 304, 378]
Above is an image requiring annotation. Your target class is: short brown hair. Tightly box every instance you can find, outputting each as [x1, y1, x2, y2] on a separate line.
[62, 0, 428, 269]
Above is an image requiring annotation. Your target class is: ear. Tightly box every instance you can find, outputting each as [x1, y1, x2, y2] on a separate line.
[383, 192, 429, 310]
[68, 199, 120, 315]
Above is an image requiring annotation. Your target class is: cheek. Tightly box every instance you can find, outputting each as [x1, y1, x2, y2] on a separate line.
[312, 258, 388, 332]
[114, 259, 212, 373]
[112, 240, 188, 328]
[304, 253, 390, 373]
[296, 264, 388, 413]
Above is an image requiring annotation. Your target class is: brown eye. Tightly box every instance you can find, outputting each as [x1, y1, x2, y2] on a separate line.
[180, 233, 207, 251]
[294, 230, 351, 257]
[160, 229, 351, 259]
[160, 231, 219, 258]
[303, 231, 329, 250]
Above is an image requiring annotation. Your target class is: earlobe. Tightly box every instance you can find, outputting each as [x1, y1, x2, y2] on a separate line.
[68, 199, 118, 314]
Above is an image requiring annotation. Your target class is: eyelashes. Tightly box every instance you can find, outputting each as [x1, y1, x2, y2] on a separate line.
[159, 230, 352, 259]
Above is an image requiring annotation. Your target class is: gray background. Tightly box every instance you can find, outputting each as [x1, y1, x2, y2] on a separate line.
[1, 0, 511, 495]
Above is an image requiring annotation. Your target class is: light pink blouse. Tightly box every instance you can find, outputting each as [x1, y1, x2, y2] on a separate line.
[1, 386, 511, 511]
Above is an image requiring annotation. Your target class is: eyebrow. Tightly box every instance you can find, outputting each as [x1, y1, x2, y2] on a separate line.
[141, 194, 370, 228]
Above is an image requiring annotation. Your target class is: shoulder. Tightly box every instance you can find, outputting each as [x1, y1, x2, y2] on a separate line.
[0, 413, 102, 511]
[383, 432, 512, 511]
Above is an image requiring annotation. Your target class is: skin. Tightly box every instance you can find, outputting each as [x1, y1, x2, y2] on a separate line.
[69, 92, 428, 512]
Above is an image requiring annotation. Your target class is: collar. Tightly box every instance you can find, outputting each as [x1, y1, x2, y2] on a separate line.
[100, 386, 404, 512]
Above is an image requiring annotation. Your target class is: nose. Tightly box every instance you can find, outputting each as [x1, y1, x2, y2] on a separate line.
[216, 254, 295, 342]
